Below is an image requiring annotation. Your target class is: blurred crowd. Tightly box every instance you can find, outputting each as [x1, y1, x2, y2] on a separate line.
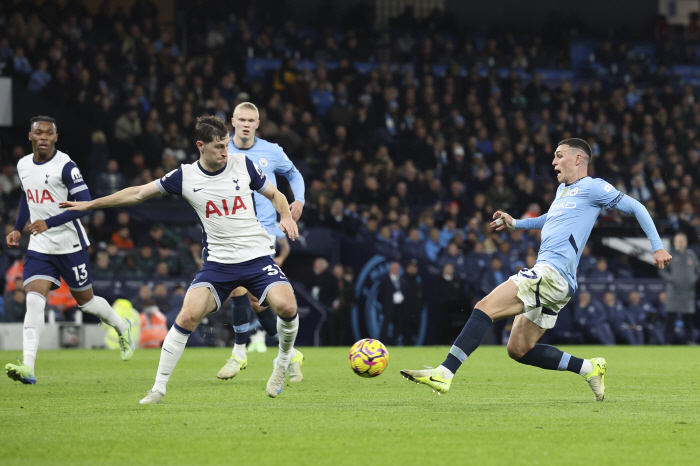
[1, 1, 700, 344]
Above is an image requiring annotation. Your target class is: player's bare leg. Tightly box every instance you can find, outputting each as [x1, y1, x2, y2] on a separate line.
[401, 280, 524, 393]
[5, 279, 51, 384]
[262, 284, 299, 397]
[71, 288, 132, 361]
[141, 287, 217, 404]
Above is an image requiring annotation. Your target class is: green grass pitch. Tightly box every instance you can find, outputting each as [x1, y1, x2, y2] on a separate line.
[1, 346, 698, 466]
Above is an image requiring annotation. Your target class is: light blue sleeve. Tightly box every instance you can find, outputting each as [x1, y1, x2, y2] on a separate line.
[590, 178, 624, 209]
[515, 214, 548, 230]
[274, 146, 305, 205]
[612, 194, 664, 252]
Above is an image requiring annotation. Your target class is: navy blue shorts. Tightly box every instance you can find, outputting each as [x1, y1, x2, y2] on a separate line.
[24, 249, 93, 291]
[189, 256, 292, 310]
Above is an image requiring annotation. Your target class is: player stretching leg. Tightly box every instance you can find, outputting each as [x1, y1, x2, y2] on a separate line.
[5, 116, 133, 384]
[401, 138, 673, 401]
[61, 116, 300, 402]
[217, 102, 305, 382]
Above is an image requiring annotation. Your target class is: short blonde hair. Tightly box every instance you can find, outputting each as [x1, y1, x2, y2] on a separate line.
[233, 102, 260, 120]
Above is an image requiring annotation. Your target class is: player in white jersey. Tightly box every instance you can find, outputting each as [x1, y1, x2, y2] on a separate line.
[61, 116, 301, 403]
[5, 116, 134, 385]
[401, 138, 673, 401]
[217, 102, 306, 382]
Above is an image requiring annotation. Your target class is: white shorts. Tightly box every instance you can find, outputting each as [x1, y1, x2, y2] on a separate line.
[509, 263, 571, 329]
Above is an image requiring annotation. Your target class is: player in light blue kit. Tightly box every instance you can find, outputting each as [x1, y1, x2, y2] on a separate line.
[401, 138, 673, 401]
[217, 102, 306, 382]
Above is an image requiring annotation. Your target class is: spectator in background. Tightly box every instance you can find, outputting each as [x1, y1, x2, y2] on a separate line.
[659, 232, 700, 344]
[400, 260, 424, 345]
[603, 291, 644, 345]
[4, 257, 24, 294]
[92, 251, 115, 278]
[306, 257, 339, 343]
[136, 246, 157, 275]
[94, 160, 126, 198]
[153, 283, 171, 314]
[577, 245, 597, 279]
[132, 284, 152, 311]
[627, 291, 665, 345]
[120, 254, 141, 277]
[114, 104, 143, 148]
[589, 257, 615, 281]
[4, 286, 27, 322]
[27, 59, 50, 93]
[424, 227, 442, 263]
[378, 261, 403, 345]
[574, 291, 615, 345]
[88, 210, 111, 245]
[433, 262, 467, 344]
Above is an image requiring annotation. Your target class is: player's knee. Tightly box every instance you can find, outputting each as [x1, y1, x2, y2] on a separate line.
[506, 342, 528, 360]
[231, 287, 248, 297]
[175, 309, 200, 331]
[274, 300, 297, 319]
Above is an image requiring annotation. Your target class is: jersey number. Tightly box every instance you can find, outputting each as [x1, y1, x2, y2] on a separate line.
[263, 264, 286, 278]
[72, 264, 88, 282]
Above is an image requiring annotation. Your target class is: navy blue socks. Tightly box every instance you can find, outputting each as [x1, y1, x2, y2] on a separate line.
[516, 344, 584, 374]
[257, 307, 279, 341]
[232, 294, 252, 346]
[442, 309, 492, 374]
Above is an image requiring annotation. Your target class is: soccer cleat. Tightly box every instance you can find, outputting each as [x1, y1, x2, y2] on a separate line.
[5, 359, 36, 385]
[400, 366, 452, 394]
[266, 360, 288, 398]
[217, 354, 247, 379]
[139, 390, 164, 404]
[119, 318, 134, 362]
[288, 350, 304, 383]
[247, 329, 268, 353]
[584, 357, 607, 401]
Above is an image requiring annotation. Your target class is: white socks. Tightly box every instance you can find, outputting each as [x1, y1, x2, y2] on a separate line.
[276, 314, 299, 367]
[232, 344, 246, 360]
[80, 296, 127, 335]
[437, 365, 455, 380]
[153, 325, 190, 394]
[23, 292, 47, 371]
[580, 359, 594, 377]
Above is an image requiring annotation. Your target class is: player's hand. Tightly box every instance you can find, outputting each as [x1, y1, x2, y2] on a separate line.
[279, 217, 299, 241]
[290, 200, 304, 222]
[28, 220, 48, 235]
[6, 230, 21, 248]
[59, 201, 91, 211]
[274, 256, 286, 267]
[490, 211, 515, 231]
[653, 249, 672, 270]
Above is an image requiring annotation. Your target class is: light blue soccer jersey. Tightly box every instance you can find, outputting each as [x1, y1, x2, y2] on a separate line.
[228, 137, 305, 237]
[515, 176, 663, 294]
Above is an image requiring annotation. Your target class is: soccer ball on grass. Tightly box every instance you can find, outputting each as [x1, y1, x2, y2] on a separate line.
[348, 338, 389, 377]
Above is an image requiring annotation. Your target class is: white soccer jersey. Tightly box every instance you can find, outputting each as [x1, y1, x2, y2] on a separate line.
[16, 149, 90, 254]
[155, 153, 274, 264]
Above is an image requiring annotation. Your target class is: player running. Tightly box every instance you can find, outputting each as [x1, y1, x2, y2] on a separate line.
[401, 138, 673, 401]
[61, 115, 300, 403]
[216, 102, 305, 382]
[5, 116, 134, 385]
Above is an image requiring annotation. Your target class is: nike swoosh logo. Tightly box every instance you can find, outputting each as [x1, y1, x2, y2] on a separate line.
[78, 279, 88, 286]
[163, 348, 173, 354]
[193, 187, 204, 192]
[276, 386, 283, 394]
[429, 376, 447, 384]
[21, 175, 28, 179]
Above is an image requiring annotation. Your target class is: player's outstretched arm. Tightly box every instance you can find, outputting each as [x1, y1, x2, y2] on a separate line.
[60, 182, 162, 212]
[612, 194, 672, 269]
[261, 184, 298, 241]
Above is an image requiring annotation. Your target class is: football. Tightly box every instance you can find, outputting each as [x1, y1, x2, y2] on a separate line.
[348, 338, 390, 377]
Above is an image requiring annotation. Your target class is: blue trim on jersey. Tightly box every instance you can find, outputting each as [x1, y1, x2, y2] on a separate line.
[31, 149, 57, 165]
[197, 160, 226, 176]
[196, 216, 209, 260]
[157, 166, 183, 195]
[72, 219, 87, 249]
